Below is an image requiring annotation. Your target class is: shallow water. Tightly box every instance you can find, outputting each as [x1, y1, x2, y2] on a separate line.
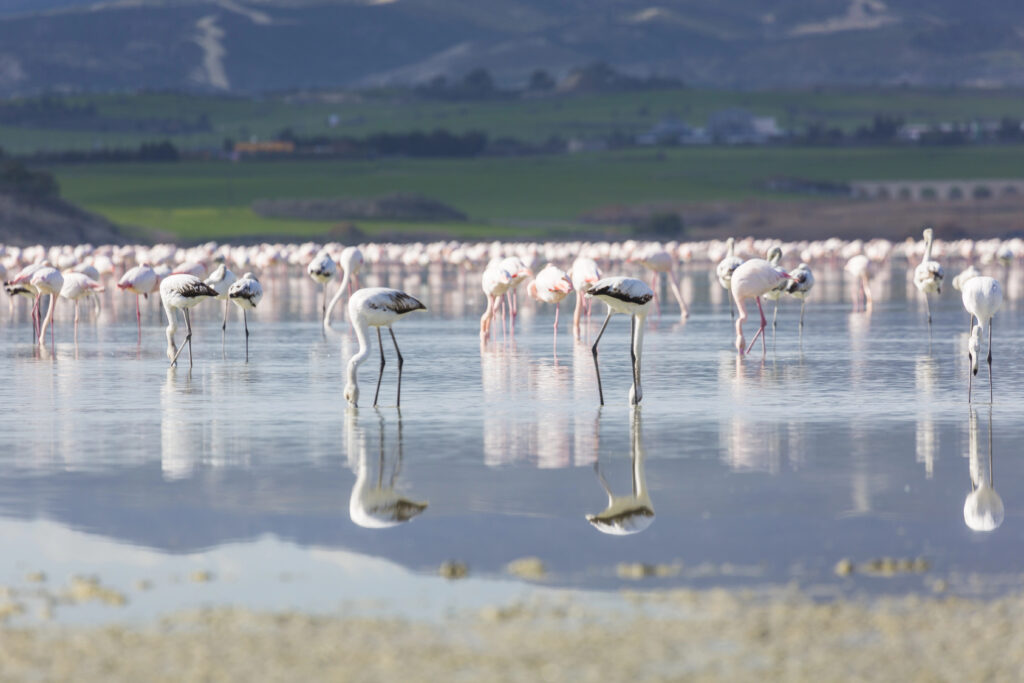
[1, 262, 1023, 622]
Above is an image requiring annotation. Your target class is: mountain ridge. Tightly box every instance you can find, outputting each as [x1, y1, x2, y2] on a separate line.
[0, 0, 1023, 95]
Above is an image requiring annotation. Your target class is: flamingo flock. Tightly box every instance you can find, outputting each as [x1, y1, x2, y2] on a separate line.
[0, 227, 1016, 407]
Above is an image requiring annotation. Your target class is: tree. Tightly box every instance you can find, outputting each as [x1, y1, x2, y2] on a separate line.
[461, 68, 495, 97]
[528, 69, 555, 92]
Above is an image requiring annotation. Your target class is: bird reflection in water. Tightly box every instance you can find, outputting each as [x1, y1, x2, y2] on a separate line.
[964, 407, 1003, 532]
[586, 407, 653, 535]
[915, 355, 938, 478]
[346, 407, 428, 529]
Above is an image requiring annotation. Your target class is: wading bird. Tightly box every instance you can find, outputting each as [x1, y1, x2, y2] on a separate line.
[204, 263, 237, 332]
[586, 277, 653, 406]
[160, 274, 218, 368]
[716, 237, 744, 320]
[731, 258, 790, 356]
[117, 263, 158, 338]
[636, 246, 689, 319]
[762, 247, 788, 335]
[344, 288, 426, 407]
[480, 263, 513, 340]
[526, 264, 573, 343]
[307, 251, 336, 320]
[324, 245, 364, 328]
[914, 227, 944, 331]
[844, 254, 874, 312]
[784, 262, 816, 331]
[30, 266, 64, 347]
[961, 274, 1002, 403]
[570, 256, 602, 339]
[228, 272, 263, 362]
[60, 272, 104, 339]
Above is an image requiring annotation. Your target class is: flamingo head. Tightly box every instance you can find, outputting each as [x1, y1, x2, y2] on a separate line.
[555, 275, 573, 293]
[344, 382, 359, 405]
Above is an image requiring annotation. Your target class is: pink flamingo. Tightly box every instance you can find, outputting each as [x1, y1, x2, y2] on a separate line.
[570, 256, 602, 340]
[480, 263, 512, 340]
[637, 247, 689, 319]
[731, 259, 791, 356]
[60, 272, 104, 340]
[117, 263, 158, 338]
[30, 266, 64, 348]
[526, 264, 573, 345]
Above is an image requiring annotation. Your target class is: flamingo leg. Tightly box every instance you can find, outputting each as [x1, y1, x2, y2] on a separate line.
[745, 297, 767, 356]
[222, 298, 229, 332]
[389, 327, 404, 407]
[74, 300, 80, 341]
[184, 308, 193, 368]
[169, 309, 190, 367]
[968, 313, 974, 403]
[651, 272, 661, 318]
[988, 317, 994, 404]
[728, 283, 735, 321]
[591, 309, 613, 406]
[771, 300, 778, 342]
[573, 290, 584, 340]
[373, 327, 385, 407]
[629, 314, 638, 405]
[244, 309, 250, 363]
[321, 282, 327, 320]
[799, 299, 806, 332]
[667, 269, 688, 319]
[136, 294, 142, 340]
[480, 295, 494, 339]
[924, 294, 932, 327]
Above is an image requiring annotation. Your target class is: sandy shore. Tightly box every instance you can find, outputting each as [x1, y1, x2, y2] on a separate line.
[2, 587, 1022, 682]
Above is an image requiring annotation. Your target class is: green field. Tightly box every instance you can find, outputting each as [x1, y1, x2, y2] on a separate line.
[49, 145, 1024, 242]
[4, 86, 1024, 154]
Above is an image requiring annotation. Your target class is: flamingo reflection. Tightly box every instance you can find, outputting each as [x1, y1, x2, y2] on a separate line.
[964, 407, 1003, 532]
[586, 407, 653, 535]
[346, 408, 428, 529]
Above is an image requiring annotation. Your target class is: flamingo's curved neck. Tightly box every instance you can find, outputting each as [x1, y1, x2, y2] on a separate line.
[726, 238, 735, 258]
[346, 316, 372, 390]
[923, 234, 934, 262]
[324, 267, 351, 325]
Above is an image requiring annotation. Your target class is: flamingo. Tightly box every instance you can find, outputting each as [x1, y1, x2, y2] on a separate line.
[307, 251, 336, 320]
[204, 263, 237, 332]
[761, 246, 787, 335]
[784, 262, 816, 331]
[569, 256, 602, 339]
[30, 266, 63, 347]
[228, 272, 263, 363]
[60, 272, 104, 340]
[344, 288, 426, 407]
[715, 237, 744, 320]
[324, 245, 364, 328]
[499, 256, 532, 329]
[961, 275, 1002, 403]
[914, 227, 944, 331]
[587, 406, 653, 535]
[526, 264, 573, 344]
[731, 258, 791, 356]
[160, 274, 218, 368]
[8, 261, 47, 339]
[844, 254, 874, 312]
[117, 263, 158, 337]
[585, 277, 654, 406]
[637, 246, 689, 319]
[480, 263, 512, 340]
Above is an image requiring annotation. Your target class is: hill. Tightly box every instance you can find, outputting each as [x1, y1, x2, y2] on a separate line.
[1, 1, 1024, 95]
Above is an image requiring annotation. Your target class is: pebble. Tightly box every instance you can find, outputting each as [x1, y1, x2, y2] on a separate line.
[439, 561, 469, 580]
[506, 557, 546, 580]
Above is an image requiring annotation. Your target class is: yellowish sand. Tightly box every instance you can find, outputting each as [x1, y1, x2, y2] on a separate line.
[1, 588, 1023, 682]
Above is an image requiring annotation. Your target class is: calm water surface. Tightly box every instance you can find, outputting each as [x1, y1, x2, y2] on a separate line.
[1, 262, 1023, 622]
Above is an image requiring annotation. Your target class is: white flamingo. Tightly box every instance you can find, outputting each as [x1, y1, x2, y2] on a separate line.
[844, 254, 874, 312]
[586, 277, 654, 406]
[961, 275, 1002, 403]
[480, 263, 512, 340]
[204, 263, 237, 332]
[307, 251, 337, 320]
[324, 245, 364, 328]
[914, 227, 944, 330]
[637, 246, 689, 319]
[228, 272, 263, 362]
[60, 272, 104, 339]
[344, 288, 426, 407]
[715, 237, 744, 320]
[784, 262, 815, 331]
[30, 267, 64, 347]
[160, 274, 218, 368]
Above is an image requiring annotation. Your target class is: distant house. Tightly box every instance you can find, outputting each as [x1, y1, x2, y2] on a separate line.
[707, 108, 782, 144]
[233, 140, 296, 156]
[636, 116, 710, 145]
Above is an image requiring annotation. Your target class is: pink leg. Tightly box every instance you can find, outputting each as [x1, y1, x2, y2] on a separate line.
[136, 295, 142, 341]
[651, 273, 661, 318]
[554, 303, 560, 332]
[734, 295, 748, 354]
[745, 297, 767, 355]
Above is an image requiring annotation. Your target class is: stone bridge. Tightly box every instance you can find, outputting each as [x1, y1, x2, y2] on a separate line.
[850, 179, 1024, 201]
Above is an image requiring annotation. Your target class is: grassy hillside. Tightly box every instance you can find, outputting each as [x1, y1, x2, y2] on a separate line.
[50, 146, 1024, 241]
